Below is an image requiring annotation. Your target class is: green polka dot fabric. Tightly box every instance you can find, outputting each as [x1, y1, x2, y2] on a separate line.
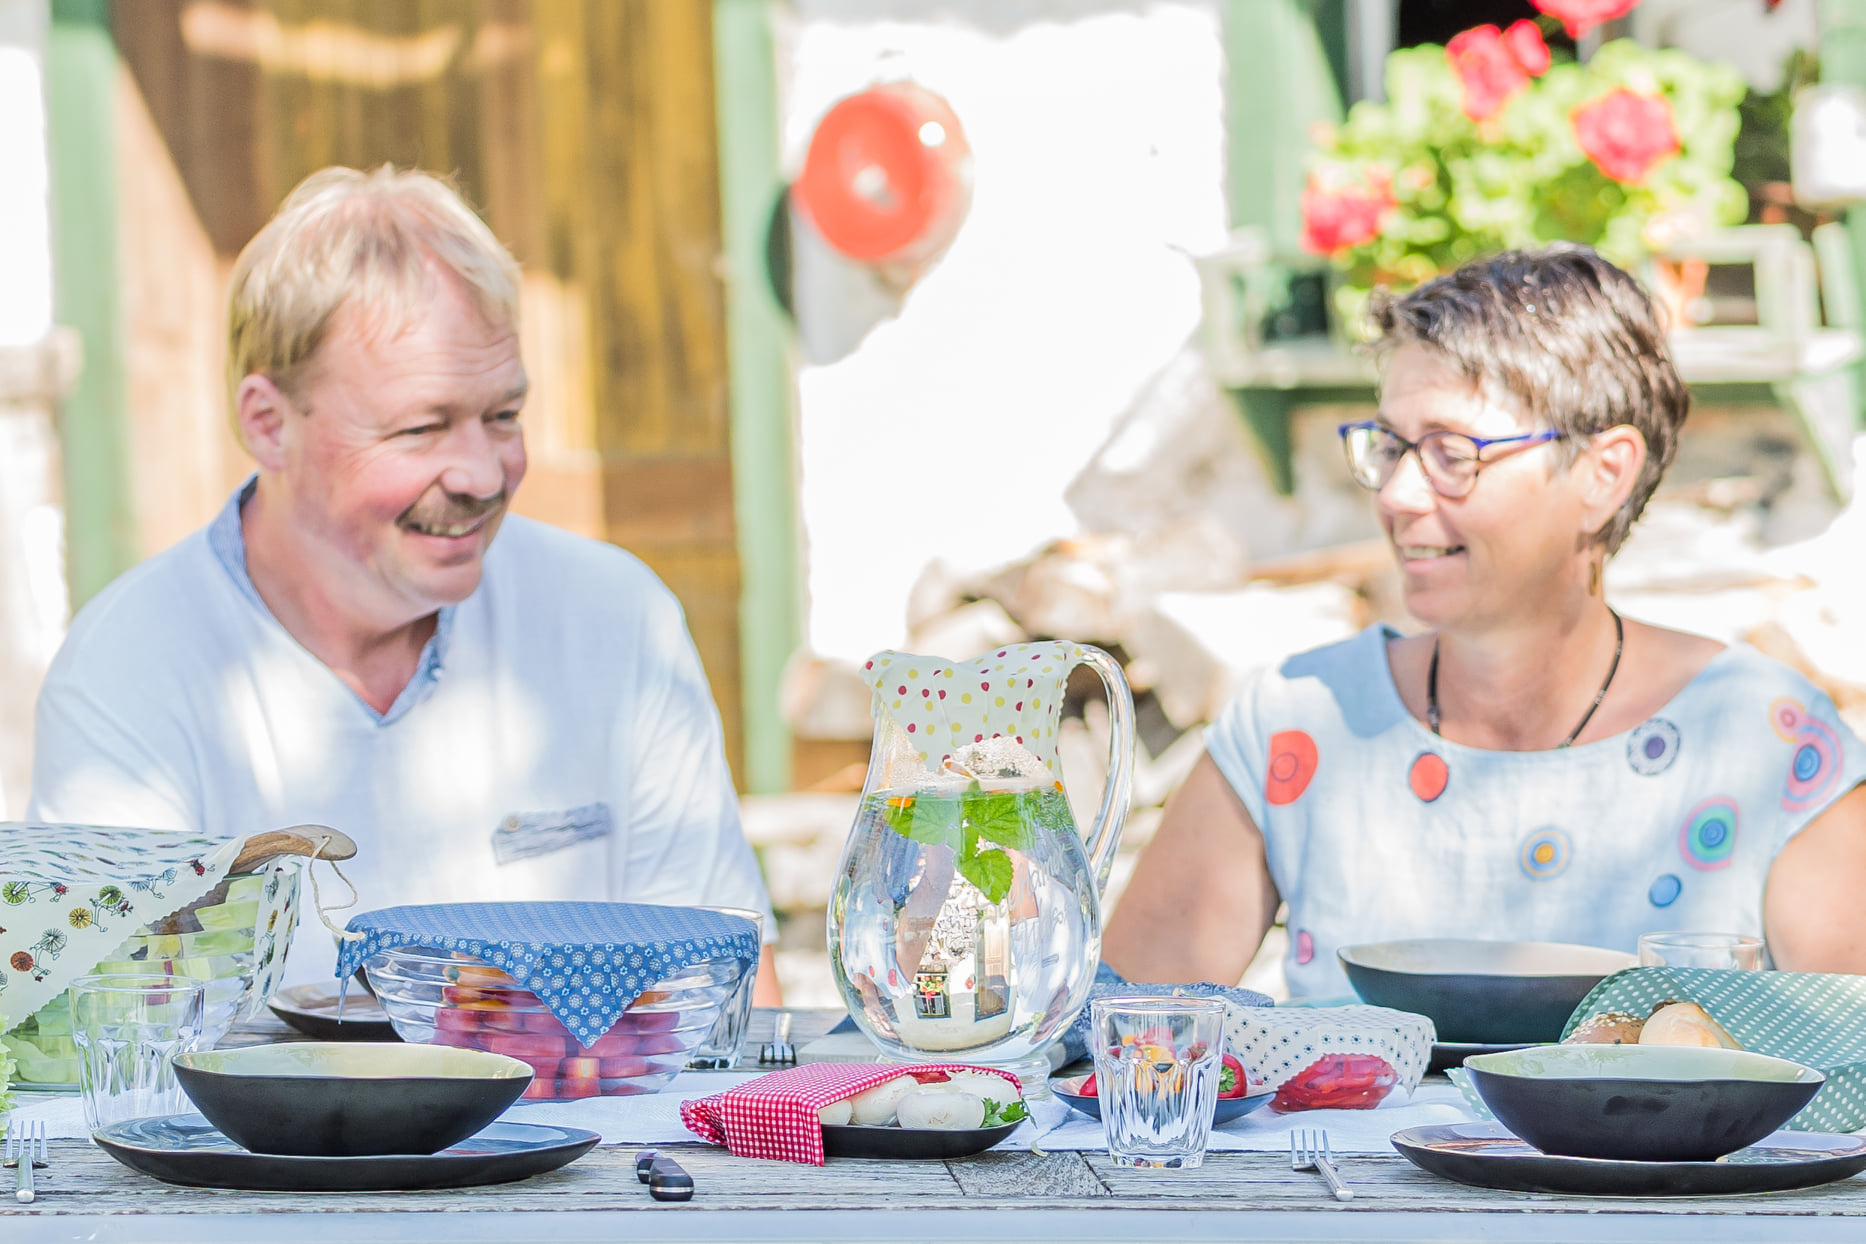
[1562, 968, 1866, 1132]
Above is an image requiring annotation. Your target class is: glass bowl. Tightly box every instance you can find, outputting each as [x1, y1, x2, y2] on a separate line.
[364, 946, 744, 1098]
[1, 869, 299, 1087]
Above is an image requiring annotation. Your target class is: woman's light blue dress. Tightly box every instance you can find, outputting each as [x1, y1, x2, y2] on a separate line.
[1204, 625, 1866, 999]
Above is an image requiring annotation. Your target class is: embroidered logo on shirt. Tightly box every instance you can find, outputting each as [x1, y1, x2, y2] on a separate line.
[490, 803, 613, 865]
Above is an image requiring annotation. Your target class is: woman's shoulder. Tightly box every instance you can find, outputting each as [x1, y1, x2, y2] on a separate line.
[1673, 635, 1835, 716]
[1212, 625, 1401, 740]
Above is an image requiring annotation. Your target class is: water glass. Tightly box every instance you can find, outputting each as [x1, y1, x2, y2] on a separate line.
[1638, 932, 1767, 971]
[687, 906, 764, 1070]
[68, 973, 207, 1132]
[1091, 996, 1225, 1169]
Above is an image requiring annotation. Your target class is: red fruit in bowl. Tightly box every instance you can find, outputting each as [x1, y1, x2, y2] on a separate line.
[1217, 1053, 1250, 1099]
[1080, 1073, 1098, 1097]
[1271, 1054, 1398, 1112]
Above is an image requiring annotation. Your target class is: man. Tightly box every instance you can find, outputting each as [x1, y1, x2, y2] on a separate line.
[29, 166, 780, 998]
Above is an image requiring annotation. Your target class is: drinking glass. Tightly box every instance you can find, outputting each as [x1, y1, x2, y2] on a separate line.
[68, 973, 207, 1132]
[687, 906, 764, 1070]
[1638, 932, 1767, 971]
[1091, 996, 1225, 1169]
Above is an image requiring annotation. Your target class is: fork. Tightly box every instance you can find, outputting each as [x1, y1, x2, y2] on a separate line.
[5, 1120, 47, 1204]
[1290, 1128, 1353, 1201]
[759, 1011, 796, 1065]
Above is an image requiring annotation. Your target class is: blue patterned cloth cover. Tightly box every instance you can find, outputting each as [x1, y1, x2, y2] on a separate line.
[336, 901, 761, 1046]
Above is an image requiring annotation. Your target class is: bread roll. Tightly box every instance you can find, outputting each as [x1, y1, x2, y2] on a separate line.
[818, 1099, 852, 1126]
[848, 1074, 920, 1125]
[1638, 1001, 1741, 1050]
[1566, 1012, 1646, 1045]
[895, 1087, 986, 1131]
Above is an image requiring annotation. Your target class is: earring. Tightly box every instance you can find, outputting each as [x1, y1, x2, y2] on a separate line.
[1587, 560, 1601, 596]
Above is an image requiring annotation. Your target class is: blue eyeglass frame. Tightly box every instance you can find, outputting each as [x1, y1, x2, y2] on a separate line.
[1335, 420, 1564, 496]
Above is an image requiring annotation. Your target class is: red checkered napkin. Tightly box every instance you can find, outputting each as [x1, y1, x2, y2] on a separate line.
[680, 1062, 1021, 1165]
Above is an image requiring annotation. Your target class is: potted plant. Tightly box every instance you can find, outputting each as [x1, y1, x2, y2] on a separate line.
[1301, 1, 1748, 337]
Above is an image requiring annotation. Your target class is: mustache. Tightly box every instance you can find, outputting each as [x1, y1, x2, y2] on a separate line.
[398, 488, 507, 528]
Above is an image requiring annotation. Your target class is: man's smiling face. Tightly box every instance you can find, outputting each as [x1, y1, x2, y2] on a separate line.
[273, 266, 528, 626]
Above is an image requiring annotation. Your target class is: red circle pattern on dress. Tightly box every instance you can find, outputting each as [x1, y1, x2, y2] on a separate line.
[1265, 731, 1319, 806]
[1409, 752, 1450, 803]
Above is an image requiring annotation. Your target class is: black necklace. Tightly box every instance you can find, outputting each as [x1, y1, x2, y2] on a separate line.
[1427, 609, 1624, 749]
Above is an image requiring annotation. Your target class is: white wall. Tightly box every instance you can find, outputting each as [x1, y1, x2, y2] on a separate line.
[784, 0, 1230, 663]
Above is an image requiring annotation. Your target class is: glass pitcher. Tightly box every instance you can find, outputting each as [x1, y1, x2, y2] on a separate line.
[827, 641, 1134, 1093]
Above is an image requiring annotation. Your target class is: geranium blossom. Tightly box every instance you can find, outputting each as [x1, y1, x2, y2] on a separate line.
[1300, 169, 1395, 255]
[1531, 0, 1641, 38]
[1447, 22, 1551, 120]
[1572, 89, 1680, 183]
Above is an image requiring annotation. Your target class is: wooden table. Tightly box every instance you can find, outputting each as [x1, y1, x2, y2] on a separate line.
[9, 1009, 1866, 1242]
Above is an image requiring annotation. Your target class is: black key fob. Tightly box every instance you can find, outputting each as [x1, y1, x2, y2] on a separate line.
[634, 1150, 659, 1184]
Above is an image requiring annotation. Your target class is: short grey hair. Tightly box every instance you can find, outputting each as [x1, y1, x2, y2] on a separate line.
[1371, 246, 1688, 553]
[227, 165, 520, 405]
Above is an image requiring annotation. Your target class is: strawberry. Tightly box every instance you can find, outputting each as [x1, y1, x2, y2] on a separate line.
[1216, 1053, 1250, 1099]
[1080, 1073, 1098, 1096]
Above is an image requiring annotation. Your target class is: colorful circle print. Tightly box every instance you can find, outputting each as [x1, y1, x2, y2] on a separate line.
[1648, 874, 1683, 907]
[1770, 697, 1805, 743]
[1519, 827, 1571, 880]
[1783, 717, 1842, 813]
[1679, 797, 1739, 871]
[1265, 730, 1319, 806]
[1409, 752, 1450, 803]
[1294, 930, 1316, 965]
[1626, 718, 1680, 776]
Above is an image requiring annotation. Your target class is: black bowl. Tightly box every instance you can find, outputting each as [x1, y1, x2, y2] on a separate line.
[1464, 1044, 1824, 1163]
[1050, 1076, 1274, 1125]
[1338, 939, 1636, 1044]
[174, 1042, 532, 1157]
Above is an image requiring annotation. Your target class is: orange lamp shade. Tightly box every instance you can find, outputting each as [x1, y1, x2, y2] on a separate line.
[794, 82, 972, 266]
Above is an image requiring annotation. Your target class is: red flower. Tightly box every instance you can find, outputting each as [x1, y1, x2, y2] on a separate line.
[1504, 20, 1551, 76]
[1447, 26, 1527, 121]
[1572, 89, 1680, 183]
[1300, 169, 1395, 256]
[1530, 0, 1640, 38]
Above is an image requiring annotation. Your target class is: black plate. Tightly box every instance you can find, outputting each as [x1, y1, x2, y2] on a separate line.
[1392, 1122, 1866, 1197]
[268, 984, 400, 1042]
[1339, 939, 1636, 1044]
[821, 1121, 1019, 1160]
[94, 1114, 598, 1191]
[1428, 1042, 1533, 1075]
[1050, 1077, 1275, 1126]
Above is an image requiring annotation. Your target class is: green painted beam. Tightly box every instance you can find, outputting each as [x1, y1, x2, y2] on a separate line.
[1221, 0, 1346, 245]
[46, 0, 133, 606]
[1819, 0, 1866, 435]
[714, 0, 802, 794]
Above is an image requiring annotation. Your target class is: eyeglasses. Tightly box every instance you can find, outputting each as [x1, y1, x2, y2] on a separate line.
[1336, 420, 1564, 499]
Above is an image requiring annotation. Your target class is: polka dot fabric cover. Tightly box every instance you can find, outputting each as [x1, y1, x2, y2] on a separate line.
[1561, 967, 1866, 1132]
[1225, 1004, 1435, 1096]
[335, 901, 760, 1048]
[680, 1061, 1022, 1165]
[865, 642, 1083, 776]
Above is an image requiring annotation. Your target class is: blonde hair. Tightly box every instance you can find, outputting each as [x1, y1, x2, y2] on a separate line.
[226, 165, 520, 404]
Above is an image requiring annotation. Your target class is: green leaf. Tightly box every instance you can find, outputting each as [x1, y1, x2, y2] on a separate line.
[884, 796, 959, 850]
[980, 1097, 1028, 1128]
[957, 822, 1014, 905]
[961, 788, 1033, 853]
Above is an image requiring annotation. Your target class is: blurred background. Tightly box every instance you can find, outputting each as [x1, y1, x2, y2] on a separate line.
[4, 0, 1866, 1004]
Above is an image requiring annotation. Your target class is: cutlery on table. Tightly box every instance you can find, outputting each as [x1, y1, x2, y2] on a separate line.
[5, 1120, 47, 1204]
[632, 1148, 694, 1201]
[1290, 1128, 1353, 1202]
[760, 1011, 796, 1066]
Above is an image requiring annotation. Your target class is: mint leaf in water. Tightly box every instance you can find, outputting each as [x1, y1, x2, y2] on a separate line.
[958, 822, 1014, 904]
[884, 796, 960, 850]
[961, 787, 1034, 852]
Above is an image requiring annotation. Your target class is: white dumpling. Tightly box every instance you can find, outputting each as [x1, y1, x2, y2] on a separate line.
[818, 1099, 852, 1126]
[848, 1074, 920, 1126]
[941, 1071, 1021, 1104]
[896, 1087, 986, 1131]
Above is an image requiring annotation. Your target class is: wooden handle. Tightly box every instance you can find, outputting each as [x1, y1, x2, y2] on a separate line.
[230, 825, 357, 874]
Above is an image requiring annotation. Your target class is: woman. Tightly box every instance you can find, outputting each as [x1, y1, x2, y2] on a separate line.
[1103, 247, 1866, 998]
